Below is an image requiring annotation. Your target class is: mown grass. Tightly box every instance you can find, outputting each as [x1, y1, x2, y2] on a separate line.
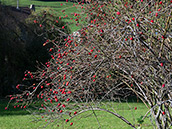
[0, 99, 154, 129]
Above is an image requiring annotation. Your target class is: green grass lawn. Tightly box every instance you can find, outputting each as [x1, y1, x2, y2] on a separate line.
[0, 99, 154, 129]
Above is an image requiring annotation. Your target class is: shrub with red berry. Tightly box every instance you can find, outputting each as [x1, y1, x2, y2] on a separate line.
[7, 0, 172, 128]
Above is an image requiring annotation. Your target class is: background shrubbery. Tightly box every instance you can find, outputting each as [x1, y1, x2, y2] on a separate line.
[0, 4, 70, 97]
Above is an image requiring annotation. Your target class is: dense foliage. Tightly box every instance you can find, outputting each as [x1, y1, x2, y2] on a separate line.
[0, 5, 70, 97]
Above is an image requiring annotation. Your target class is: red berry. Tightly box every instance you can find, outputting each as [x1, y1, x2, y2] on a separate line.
[159, 1, 162, 4]
[116, 12, 120, 15]
[70, 122, 73, 126]
[57, 103, 61, 107]
[155, 13, 158, 17]
[162, 84, 165, 88]
[67, 91, 72, 94]
[162, 111, 165, 115]
[130, 37, 133, 40]
[66, 119, 69, 122]
[16, 84, 19, 89]
[55, 98, 58, 102]
[134, 107, 137, 110]
[160, 63, 163, 66]
[74, 111, 77, 115]
[5, 107, 7, 110]
[66, 81, 69, 86]
[62, 104, 66, 108]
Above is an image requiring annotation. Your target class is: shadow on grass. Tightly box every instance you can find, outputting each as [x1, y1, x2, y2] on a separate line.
[0, 99, 30, 116]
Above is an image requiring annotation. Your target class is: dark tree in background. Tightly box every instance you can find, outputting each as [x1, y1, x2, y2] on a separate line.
[0, 5, 70, 97]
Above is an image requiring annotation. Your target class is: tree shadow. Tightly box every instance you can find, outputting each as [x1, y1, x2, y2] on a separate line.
[0, 99, 30, 116]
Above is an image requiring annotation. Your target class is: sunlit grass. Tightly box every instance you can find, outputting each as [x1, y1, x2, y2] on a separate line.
[0, 99, 154, 129]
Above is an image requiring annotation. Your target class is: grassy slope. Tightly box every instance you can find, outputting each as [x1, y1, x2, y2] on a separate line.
[1, 0, 83, 32]
[1, 0, 68, 7]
